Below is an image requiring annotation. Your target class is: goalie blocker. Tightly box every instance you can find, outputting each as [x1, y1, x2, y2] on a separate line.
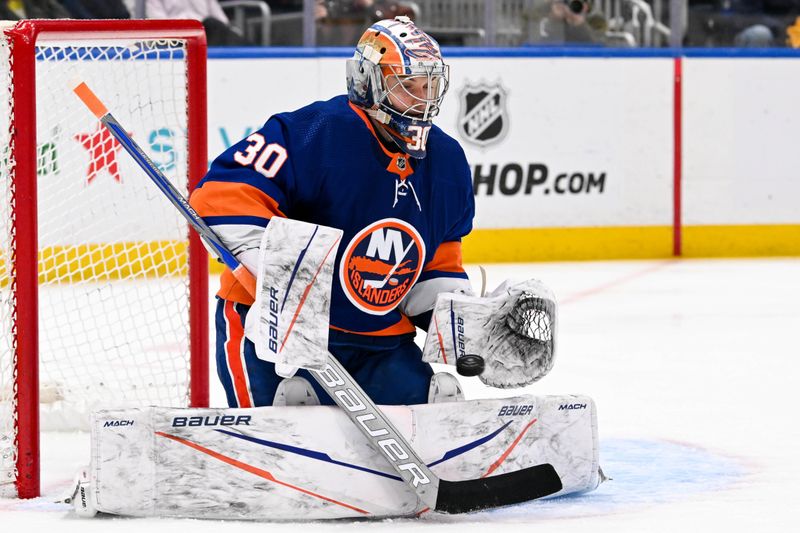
[80, 395, 601, 520]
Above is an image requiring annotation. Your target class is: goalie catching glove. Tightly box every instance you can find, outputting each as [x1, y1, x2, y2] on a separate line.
[422, 279, 557, 388]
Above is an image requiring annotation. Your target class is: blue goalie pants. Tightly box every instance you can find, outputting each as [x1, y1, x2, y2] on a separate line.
[215, 298, 434, 407]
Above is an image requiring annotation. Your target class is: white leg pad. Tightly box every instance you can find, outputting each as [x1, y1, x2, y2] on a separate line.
[87, 394, 602, 519]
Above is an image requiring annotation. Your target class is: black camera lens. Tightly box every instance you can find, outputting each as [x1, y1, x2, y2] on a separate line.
[567, 0, 585, 13]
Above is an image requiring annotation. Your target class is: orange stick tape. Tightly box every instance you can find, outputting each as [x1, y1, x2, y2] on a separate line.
[73, 82, 109, 119]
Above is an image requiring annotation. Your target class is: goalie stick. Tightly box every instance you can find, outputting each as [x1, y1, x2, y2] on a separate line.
[73, 82, 562, 513]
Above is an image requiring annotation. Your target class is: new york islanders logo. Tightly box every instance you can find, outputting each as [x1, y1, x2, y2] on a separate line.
[340, 219, 426, 315]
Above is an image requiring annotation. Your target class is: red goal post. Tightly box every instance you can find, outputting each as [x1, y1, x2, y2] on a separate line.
[0, 20, 209, 499]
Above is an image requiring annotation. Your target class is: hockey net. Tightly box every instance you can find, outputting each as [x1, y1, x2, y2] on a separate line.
[0, 20, 208, 499]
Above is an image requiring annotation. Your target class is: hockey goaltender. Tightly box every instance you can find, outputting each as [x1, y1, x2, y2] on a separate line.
[67, 16, 604, 520]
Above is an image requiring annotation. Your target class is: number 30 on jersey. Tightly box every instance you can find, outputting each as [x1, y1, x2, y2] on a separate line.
[233, 133, 287, 178]
[407, 125, 430, 153]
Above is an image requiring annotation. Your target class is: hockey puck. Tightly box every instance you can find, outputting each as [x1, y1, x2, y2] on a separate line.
[456, 354, 485, 377]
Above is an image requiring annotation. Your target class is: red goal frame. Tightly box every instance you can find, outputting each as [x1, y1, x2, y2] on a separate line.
[4, 19, 209, 499]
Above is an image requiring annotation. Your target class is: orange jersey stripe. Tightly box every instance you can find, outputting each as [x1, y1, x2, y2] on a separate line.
[424, 241, 464, 273]
[190, 180, 286, 219]
[348, 103, 413, 179]
[349, 102, 392, 156]
[193, 181, 285, 304]
[217, 268, 256, 305]
[223, 301, 252, 408]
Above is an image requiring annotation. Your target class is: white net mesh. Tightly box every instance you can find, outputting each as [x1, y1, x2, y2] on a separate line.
[0, 32, 197, 497]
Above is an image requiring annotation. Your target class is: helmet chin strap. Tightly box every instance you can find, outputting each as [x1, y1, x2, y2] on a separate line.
[367, 109, 408, 152]
[366, 107, 392, 125]
[366, 106, 429, 159]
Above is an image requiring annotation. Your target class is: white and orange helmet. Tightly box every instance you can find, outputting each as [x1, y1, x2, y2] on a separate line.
[346, 16, 449, 158]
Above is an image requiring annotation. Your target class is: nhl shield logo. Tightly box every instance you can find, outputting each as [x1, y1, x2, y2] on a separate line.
[457, 81, 509, 147]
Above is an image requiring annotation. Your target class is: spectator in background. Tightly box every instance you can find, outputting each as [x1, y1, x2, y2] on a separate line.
[145, 0, 252, 46]
[370, 0, 416, 20]
[755, 0, 800, 34]
[266, 0, 326, 45]
[763, 0, 800, 45]
[59, 0, 130, 18]
[2, 0, 70, 18]
[0, 0, 19, 18]
[523, 0, 607, 45]
[788, 16, 800, 46]
[267, 0, 327, 18]
[269, 1, 417, 46]
[687, 0, 800, 47]
[318, 0, 397, 45]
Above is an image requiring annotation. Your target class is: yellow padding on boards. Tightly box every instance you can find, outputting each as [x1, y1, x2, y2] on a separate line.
[462, 226, 674, 262]
[683, 225, 800, 257]
[0, 241, 189, 286]
[3, 225, 794, 285]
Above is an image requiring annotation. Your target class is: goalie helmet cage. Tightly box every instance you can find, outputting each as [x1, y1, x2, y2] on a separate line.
[0, 20, 209, 499]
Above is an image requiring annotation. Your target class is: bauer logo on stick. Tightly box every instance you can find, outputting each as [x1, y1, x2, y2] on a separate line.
[340, 218, 425, 315]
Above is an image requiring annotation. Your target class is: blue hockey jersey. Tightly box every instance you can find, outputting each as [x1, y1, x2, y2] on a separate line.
[190, 95, 474, 337]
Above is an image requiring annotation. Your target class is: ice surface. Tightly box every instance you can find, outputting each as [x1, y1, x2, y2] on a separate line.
[2, 258, 799, 532]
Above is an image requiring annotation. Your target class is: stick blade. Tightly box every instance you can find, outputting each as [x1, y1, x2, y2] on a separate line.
[434, 463, 562, 514]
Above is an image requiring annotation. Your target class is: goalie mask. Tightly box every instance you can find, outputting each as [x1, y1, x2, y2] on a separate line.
[346, 16, 449, 159]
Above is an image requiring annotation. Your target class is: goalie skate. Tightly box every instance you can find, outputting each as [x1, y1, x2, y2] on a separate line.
[67, 467, 98, 518]
[272, 377, 320, 406]
[428, 372, 464, 403]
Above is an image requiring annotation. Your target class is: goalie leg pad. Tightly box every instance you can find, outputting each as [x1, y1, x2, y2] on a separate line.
[86, 394, 600, 520]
